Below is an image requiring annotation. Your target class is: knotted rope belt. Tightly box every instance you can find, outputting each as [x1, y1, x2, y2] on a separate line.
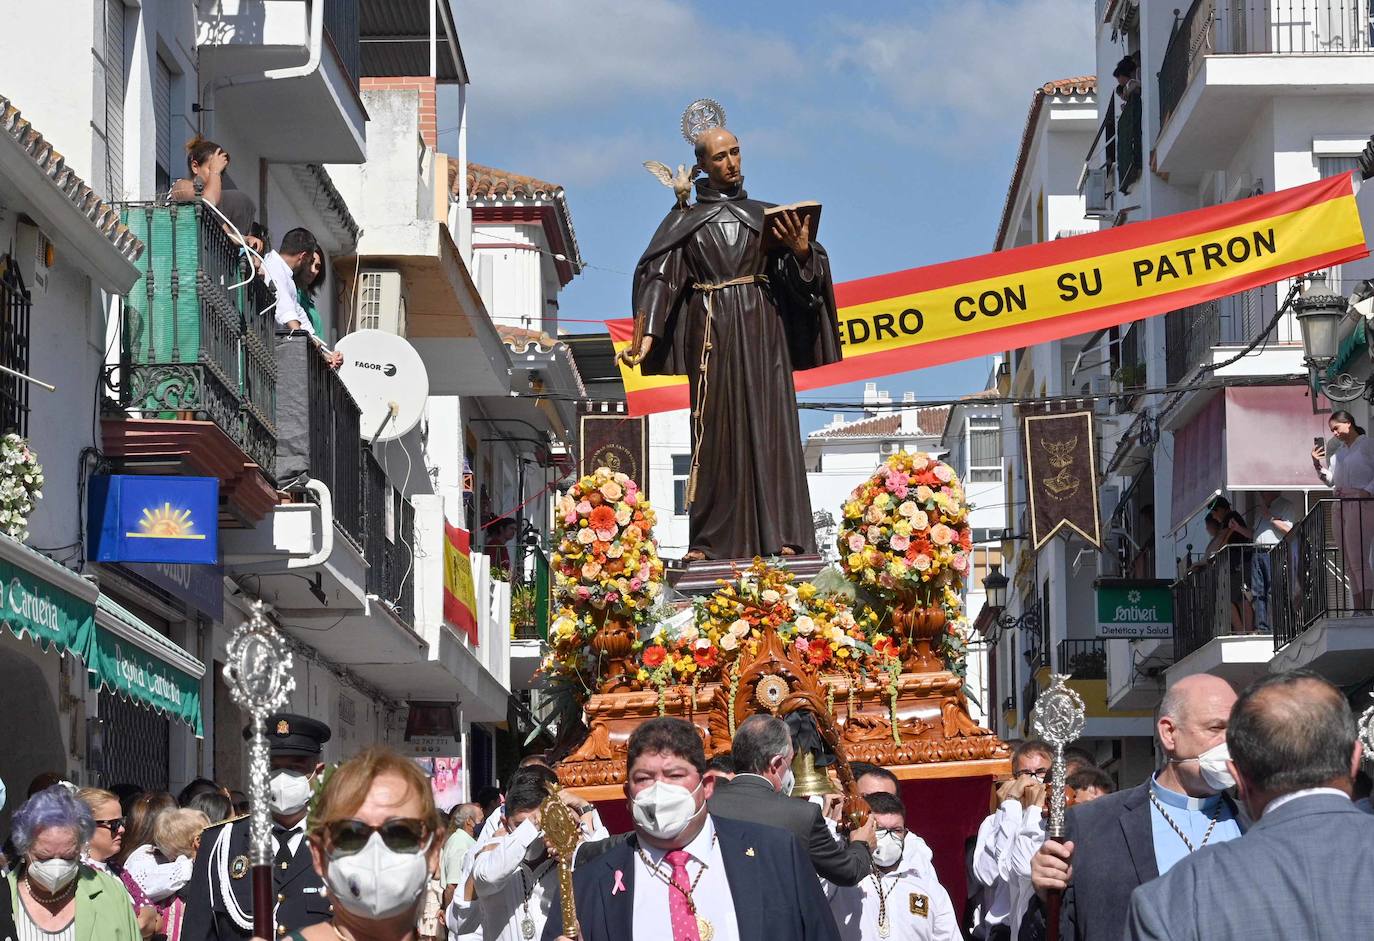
[685, 274, 769, 506]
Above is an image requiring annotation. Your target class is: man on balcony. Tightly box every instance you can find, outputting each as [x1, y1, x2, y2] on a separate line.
[261, 227, 344, 368]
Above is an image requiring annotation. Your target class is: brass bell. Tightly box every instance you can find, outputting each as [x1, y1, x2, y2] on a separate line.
[789, 749, 837, 797]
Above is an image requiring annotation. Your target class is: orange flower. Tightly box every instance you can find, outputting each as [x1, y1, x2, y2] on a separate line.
[589, 505, 618, 532]
[642, 645, 667, 668]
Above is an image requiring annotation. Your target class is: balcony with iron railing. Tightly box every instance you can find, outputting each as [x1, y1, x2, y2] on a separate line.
[1163, 288, 1297, 385]
[1272, 499, 1374, 661]
[1171, 544, 1271, 672]
[1057, 639, 1108, 678]
[1157, 1, 1374, 171]
[110, 202, 278, 475]
[363, 449, 415, 627]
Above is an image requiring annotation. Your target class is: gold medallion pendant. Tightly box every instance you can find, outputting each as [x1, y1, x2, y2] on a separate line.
[696, 914, 715, 940]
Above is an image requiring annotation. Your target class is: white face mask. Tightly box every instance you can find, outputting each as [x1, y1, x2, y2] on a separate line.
[325, 832, 431, 920]
[28, 856, 79, 892]
[780, 768, 796, 797]
[269, 769, 314, 816]
[1172, 741, 1236, 793]
[873, 831, 904, 868]
[631, 780, 703, 841]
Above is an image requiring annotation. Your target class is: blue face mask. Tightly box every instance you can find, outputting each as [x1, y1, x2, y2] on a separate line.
[0, 775, 6, 813]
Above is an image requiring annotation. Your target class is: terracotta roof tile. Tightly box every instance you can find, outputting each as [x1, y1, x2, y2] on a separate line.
[0, 94, 144, 263]
[454, 161, 564, 200]
[809, 406, 950, 439]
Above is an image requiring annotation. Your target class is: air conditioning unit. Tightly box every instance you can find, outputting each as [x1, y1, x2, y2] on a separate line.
[1084, 166, 1110, 218]
[880, 441, 901, 456]
[358, 269, 408, 335]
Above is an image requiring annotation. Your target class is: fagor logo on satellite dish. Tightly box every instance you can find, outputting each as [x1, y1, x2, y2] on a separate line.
[352, 359, 398, 377]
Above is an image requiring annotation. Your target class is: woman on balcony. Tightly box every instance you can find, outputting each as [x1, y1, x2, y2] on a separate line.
[1312, 409, 1374, 609]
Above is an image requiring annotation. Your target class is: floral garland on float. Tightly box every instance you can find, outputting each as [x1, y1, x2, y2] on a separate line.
[543, 467, 665, 692]
[837, 450, 974, 677]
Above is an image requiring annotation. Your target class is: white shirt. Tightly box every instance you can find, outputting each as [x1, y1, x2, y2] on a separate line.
[971, 800, 1020, 930]
[124, 843, 195, 902]
[1007, 807, 1047, 940]
[260, 251, 312, 334]
[273, 819, 307, 860]
[470, 819, 559, 941]
[1263, 787, 1350, 815]
[827, 833, 959, 941]
[1322, 434, 1374, 492]
[632, 815, 740, 941]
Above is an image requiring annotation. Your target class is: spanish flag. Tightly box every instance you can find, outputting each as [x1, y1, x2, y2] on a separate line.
[612, 172, 1367, 415]
[443, 523, 479, 645]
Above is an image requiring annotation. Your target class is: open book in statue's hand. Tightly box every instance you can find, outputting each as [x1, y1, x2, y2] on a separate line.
[761, 201, 822, 255]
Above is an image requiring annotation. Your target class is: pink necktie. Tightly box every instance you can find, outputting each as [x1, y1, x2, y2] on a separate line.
[665, 849, 702, 941]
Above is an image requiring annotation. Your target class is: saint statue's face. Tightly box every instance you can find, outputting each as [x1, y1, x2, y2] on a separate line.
[695, 128, 741, 188]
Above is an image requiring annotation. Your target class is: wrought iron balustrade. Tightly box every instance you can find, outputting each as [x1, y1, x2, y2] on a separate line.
[361, 448, 414, 627]
[1273, 498, 1374, 648]
[1057, 639, 1108, 678]
[1116, 92, 1143, 194]
[1160, 0, 1373, 126]
[324, 0, 361, 90]
[1173, 543, 1267, 660]
[115, 202, 276, 469]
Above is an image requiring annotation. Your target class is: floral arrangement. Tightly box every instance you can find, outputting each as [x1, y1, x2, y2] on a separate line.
[0, 434, 43, 542]
[837, 451, 973, 609]
[634, 559, 891, 689]
[551, 466, 664, 611]
[543, 468, 664, 687]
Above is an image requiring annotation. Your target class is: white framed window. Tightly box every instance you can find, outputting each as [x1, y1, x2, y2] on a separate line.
[968, 418, 1002, 482]
[672, 454, 690, 516]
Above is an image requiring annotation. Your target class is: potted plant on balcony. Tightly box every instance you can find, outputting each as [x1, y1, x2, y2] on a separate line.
[0, 434, 43, 543]
[837, 451, 973, 674]
[546, 467, 664, 692]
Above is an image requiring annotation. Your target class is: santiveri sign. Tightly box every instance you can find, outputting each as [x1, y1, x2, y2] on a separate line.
[1096, 583, 1173, 639]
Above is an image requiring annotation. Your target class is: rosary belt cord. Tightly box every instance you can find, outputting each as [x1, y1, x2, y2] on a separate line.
[685, 274, 768, 505]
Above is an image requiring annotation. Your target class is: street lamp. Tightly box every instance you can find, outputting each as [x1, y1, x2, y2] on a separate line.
[1295, 272, 1368, 403]
[983, 563, 1008, 613]
[981, 564, 1041, 647]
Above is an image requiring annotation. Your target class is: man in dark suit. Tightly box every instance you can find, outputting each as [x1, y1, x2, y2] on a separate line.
[1023, 673, 1241, 940]
[708, 714, 876, 886]
[544, 716, 840, 941]
[183, 713, 333, 940]
[1126, 670, 1374, 940]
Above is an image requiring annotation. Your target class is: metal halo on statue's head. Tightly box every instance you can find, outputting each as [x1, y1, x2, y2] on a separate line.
[1359, 694, 1374, 764]
[224, 599, 295, 716]
[681, 98, 728, 145]
[1031, 673, 1086, 747]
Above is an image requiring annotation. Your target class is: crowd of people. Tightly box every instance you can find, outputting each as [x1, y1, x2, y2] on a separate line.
[0, 668, 1371, 940]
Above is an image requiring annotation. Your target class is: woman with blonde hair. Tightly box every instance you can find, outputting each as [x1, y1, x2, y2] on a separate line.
[251, 747, 444, 941]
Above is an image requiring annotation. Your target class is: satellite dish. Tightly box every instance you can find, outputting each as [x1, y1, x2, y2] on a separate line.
[335, 330, 429, 443]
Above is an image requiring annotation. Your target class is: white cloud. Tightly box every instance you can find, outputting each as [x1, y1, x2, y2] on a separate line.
[455, 0, 804, 117]
[828, 0, 1096, 148]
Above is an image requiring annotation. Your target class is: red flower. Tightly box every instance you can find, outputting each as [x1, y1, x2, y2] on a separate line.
[642, 645, 667, 668]
[807, 643, 831, 666]
[872, 636, 898, 658]
[589, 506, 618, 532]
[693, 646, 717, 669]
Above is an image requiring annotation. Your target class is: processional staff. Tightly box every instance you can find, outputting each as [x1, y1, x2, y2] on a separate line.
[224, 600, 296, 940]
[1031, 672, 1086, 941]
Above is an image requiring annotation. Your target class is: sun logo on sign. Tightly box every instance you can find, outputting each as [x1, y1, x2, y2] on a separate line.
[127, 503, 206, 540]
[1127, 590, 1141, 604]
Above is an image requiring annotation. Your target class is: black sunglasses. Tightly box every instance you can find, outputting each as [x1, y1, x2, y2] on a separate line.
[94, 818, 126, 833]
[1014, 768, 1050, 781]
[322, 818, 429, 858]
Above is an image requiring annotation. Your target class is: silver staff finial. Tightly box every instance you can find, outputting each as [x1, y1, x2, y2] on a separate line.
[1031, 673, 1087, 840]
[1359, 694, 1374, 764]
[224, 600, 295, 868]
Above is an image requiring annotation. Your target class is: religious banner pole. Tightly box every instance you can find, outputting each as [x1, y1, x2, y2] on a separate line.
[541, 787, 583, 940]
[1031, 673, 1086, 941]
[224, 601, 296, 940]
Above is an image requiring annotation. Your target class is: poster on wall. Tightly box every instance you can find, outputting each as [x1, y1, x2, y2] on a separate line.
[412, 755, 465, 812]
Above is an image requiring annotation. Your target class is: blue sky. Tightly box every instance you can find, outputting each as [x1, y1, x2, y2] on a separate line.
[438, 0, 1094, 433]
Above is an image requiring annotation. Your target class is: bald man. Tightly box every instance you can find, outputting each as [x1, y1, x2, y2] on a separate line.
[1022, 673, 1242, 940]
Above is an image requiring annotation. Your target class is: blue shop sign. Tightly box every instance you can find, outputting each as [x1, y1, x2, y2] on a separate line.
[88, 475, 219, 565]
[123, 561, 225, 622]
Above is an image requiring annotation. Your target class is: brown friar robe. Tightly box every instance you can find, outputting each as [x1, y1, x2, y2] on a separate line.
[632, 179, 843, 560]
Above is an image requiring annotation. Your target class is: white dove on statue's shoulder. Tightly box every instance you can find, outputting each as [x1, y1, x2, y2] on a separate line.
[643, 160, 694, 209]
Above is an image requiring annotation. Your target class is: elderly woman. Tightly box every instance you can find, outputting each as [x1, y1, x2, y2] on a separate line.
[8, 785, 142, 940]
[252, 747, 443, 941]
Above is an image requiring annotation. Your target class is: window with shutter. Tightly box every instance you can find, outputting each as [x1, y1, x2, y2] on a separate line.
[155, 55, 172, 194]
[103, 0, 125, 198]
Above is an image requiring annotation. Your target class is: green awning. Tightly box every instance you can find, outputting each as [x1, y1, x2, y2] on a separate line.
[0, 538, 97, 654]
[87, 595, 205, 736]
[1322, 319, 1368, 388]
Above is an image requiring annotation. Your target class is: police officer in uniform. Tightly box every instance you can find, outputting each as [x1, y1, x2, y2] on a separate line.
[183, 713, 333, 940]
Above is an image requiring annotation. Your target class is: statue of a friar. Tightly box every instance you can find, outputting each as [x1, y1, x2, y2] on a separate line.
[621, 100, 843, 562]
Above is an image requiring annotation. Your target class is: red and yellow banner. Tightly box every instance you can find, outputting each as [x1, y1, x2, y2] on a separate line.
[612, 172, 1367, 415]
[443, 522, 479, 645]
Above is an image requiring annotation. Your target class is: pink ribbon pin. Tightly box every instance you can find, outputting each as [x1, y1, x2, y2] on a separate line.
[612, 869, 626, 895]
